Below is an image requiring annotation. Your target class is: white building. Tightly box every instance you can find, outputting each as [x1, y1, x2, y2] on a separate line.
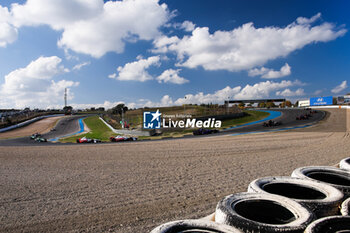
[298, 100, 310, 107]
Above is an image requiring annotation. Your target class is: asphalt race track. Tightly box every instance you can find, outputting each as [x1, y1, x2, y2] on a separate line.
[0, 109, 325, 146]
[0, 115, 87, 146]
[220, 108, 325, 135]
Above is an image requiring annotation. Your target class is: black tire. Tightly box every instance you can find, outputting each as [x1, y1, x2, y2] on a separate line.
[304, 216, 350, 233]
[291, 166, 350, 198]
[341, 197, 350, 216]
[248, 176, 343, 218]
[215, 192, 314, 233]
[340, 157, 350, 171]
[150, 219, 243, 233]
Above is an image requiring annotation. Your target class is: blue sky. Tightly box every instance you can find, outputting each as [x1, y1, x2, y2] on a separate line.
[0, 0, 349, 109]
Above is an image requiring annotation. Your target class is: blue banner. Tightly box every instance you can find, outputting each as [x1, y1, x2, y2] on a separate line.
[310, 96, 333, 106]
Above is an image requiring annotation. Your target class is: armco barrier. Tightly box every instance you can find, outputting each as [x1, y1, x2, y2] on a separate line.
[0, 114, 64, 133]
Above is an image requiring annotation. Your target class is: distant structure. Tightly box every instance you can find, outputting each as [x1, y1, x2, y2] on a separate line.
[225, 98, 286, 105]
[64, 88, 67, 107]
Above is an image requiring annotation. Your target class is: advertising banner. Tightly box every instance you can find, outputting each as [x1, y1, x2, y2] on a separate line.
[310, 96, 333, 106]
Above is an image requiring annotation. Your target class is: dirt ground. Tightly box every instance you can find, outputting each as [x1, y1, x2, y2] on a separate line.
[0, 116, 63, 139]
[0, 109, 349, 232]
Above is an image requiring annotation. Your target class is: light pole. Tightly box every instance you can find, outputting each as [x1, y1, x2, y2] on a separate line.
[183, 96, 187, 114]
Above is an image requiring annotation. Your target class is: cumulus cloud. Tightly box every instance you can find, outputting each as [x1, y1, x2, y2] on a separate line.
[156, 69, 189, 84]
[276, 88, 305, 97]
[6, 0, 170, 57]
[73, 61, 91, 70]
[11, 0, 103, 30]
[331, 80, 348, 94]
[248, 63, 291, 79]
[110, 56, 160, 82]
[69, 79, 303, 109]
[57, 0, 170, 57]
[153, 13, 346, 72]
[0, 6, 17, 47]
[0, 56, 79, 108]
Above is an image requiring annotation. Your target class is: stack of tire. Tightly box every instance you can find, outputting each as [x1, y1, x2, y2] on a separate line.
[151, 157, 350, 233]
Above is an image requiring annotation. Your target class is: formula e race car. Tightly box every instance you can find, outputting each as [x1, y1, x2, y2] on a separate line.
[34, 137, 47, 142]
[193, 128, 219, 135]
[109, 135, 138, 142]
[76, 137, 101, 143]
[262, 120, 282, 127]
[30, 133, 42, 139]
[296, 114, 311, 120]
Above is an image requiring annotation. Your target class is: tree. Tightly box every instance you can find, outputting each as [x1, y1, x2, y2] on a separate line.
[112, 104, 128, 117]
[238, 102, 245, 108]
[285, 100, 292, 107]
[258, 102, 266, 108]
[294, 101, 299, 107]
[266, 102, 276, 108]
[63, 106, 73, 115]
[333, 97, 337, 105]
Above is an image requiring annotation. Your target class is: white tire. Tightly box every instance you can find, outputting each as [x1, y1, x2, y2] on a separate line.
[304, 216, 350, 233]
[150, 219, 243, 233]
[248, 176, 343, 218]
[340, 157, 350, 171]
[291, 166, 350, 198]
[341, 197, 350, 216]
[215, 192, 314, 233]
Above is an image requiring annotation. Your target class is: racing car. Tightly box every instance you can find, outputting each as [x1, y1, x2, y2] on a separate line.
[76, 137, 102, 143]
[296, 114, 310, 120]
[30, 133, 42, 139]
[262, 120, 282, 127]
[34, 137, 47, 142]
[109, 135, 138, 142]
[193, 128, 219, 135]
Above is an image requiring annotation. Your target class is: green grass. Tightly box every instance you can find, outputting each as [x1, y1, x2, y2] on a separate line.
[220, 110, 269, 128]
[60, 116, 117, 143]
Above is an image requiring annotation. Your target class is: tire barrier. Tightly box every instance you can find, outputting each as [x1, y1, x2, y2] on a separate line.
[304, 216, 350, 233]
[150, 219, 243, 233]
[340, 157, 350, 171]
[215, 192, 314, 233]
[151, 159, 350, 233]
[291, 166, 350, 198]
[341, 197, 350, 216]
[248, 176, 343, 218]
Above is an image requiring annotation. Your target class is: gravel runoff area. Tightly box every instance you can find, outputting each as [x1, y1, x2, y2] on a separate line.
[0, 116, 63, 139]
[0, 108, 349, 232]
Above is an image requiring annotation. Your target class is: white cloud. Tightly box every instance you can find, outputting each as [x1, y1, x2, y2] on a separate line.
[0, 6, 17, 47]
[156, 69, 189, 84]
[153, 13, 346, 72]
[108, 73, 116, 79]
[248, 63, 291, 79]
[0, 56, 79, 108]
[314, 89, 323, 95]
[7, 0, 170, 58]
[276, 88, 305, 97]
[331, 80, 348, 94]
[110, 56, 160, 82]
[57, 0, 170, 58]
[152, 36, 180, 53]
[11, 0, 103, 30]
[68, 79, 303, 109]
[296, 12, 321, 25]
[73, 61, 91, 70]
[234, 80, 301, 100]
[180, 20, 196, 32]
